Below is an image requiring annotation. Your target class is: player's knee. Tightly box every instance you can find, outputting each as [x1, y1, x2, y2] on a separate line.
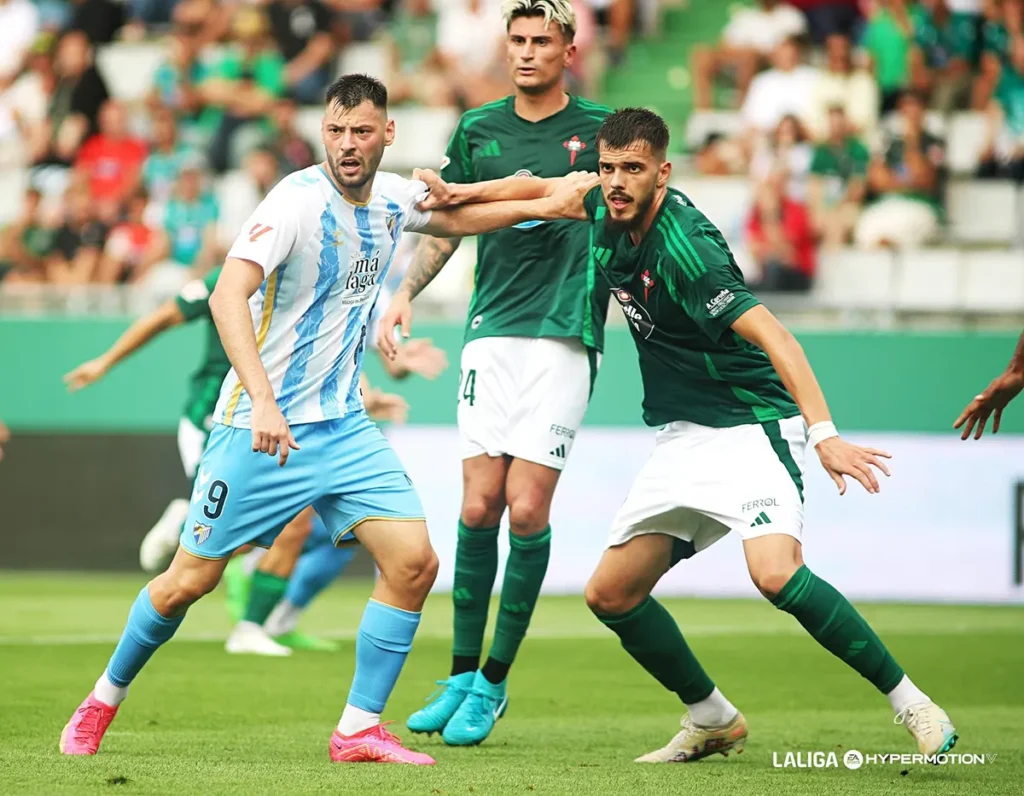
[507, 494, 550, 536]
[461, 493, 505, 530]
[153, 567, 219, 611]
[387, 543, 439, 597]
[584, 577, 637, 617]
[751, 564, 800, 602]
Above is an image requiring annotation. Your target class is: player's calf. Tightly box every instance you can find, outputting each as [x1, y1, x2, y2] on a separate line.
[60, 551, 228, 755]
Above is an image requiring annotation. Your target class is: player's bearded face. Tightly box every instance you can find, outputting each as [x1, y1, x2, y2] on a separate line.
[598, 143, 665, 231]
[506, 16, 575, 94]
[322, 101, 394, 191]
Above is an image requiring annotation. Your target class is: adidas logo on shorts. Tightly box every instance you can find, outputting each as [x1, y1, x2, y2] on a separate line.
[549, 444, 566, 459]
[750, 511, 772, 527]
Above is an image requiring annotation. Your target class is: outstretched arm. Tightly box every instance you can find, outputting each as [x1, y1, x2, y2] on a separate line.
[417, 172, 595, 238]
[732, 305, 891, 495]
[954, 329, 1024, 440]
[65, 299, 185, 391]
[414, 168, 563, 209]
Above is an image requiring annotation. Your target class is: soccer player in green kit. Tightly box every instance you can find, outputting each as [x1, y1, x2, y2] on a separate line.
[380, 0, 612, 747]
[407, 107, 959, 762]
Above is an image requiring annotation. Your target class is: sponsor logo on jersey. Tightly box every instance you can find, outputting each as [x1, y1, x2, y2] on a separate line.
[248, 223, 273, 243]
[344, 249, 382, 301]
[563, 135, 586, 166]
[705, 288, 736, 318]
[611, 287, 655, 340]
[192, 521, 212, 546]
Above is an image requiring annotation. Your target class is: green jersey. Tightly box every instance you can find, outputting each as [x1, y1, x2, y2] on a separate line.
[583, 187, 799, 429]
[175, 267, 230, 431]
[440, 95, 613, 349]
[810, 136, 870, 206]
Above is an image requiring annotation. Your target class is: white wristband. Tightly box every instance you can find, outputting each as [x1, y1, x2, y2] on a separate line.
[807, 421, 839, 449]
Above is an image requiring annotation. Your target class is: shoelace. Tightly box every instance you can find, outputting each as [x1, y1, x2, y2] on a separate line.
[894, 706, 932, 735]
[73, 704, 105, 743]
[670, 714, 695, 744]
[367, 721, 402, 745]
[423, 678, 468, 703]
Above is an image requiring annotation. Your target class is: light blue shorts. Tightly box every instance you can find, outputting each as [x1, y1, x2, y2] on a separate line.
[180, 413, 424, 560]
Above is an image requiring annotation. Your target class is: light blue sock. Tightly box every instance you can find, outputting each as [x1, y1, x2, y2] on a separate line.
[105, 587, 185, 687]
[286, 540, 356, 609]
[347, 600, 421, 713]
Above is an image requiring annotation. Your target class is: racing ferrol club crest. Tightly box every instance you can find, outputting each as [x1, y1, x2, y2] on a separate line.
[563, 135, 586, 166]
[641, 269, 655, 302]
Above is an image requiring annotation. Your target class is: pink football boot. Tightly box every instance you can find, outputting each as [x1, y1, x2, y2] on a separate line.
[330, 722, 436, 765]
[60, 692, 119, 755]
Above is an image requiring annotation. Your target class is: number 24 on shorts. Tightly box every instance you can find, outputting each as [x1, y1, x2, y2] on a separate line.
[459, 369, 477, 407]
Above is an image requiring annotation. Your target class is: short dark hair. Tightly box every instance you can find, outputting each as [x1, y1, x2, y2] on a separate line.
[596, 108, 670, 158]
[506, 1, 576, 43]
[325, 74, 388, 110]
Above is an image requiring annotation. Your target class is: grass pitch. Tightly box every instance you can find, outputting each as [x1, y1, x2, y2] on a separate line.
[1, 573, 1021, 795]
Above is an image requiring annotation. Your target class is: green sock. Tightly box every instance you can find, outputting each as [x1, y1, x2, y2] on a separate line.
[595, 596, 715, 704]
[485, 526, 552, 678]
[772, 565, 904, 693]
[451, 521, 500, 666]
[243, 571, 288, 625]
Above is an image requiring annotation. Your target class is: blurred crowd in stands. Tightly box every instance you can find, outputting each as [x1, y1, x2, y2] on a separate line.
[695, 0, 1024, 293]
[0, 0, 629, 291]
[0, 0, 1020, 300]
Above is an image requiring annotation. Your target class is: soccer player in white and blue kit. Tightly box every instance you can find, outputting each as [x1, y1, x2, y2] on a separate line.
[59, 74, 597, 765]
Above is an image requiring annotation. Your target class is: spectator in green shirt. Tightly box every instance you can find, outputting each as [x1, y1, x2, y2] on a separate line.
[979, 35, 1024, 182]
[974, 0, 1022, 108]
[909, 0, 976, 111]
[198, 6, 285, 172]
[860, 0, 914, 112]
[808, 105, 871, 247]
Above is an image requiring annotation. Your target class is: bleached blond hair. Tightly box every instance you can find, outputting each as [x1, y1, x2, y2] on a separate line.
[501, 0, 577, 41]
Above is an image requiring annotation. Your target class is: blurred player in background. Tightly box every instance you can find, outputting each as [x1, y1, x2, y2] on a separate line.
[425, 107, 958, 763]
[381, 0, 613, 747]
[955, 329, 1024, 439]
[0, 419, 9, 462]
[58, 73, 593, 764]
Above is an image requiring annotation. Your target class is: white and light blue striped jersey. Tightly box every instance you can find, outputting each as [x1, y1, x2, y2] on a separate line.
[213, 165, 431, 428]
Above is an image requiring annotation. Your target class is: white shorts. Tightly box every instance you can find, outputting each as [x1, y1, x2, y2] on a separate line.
[177, 417, 209, 479]
[608, 416, 807, 557]
[457, 336, 597, 471]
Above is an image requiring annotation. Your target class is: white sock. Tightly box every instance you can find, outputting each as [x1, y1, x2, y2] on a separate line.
[337, 704, 380, 736]
[94, 672, 129, 707]
[240, 548, 267, 576]
[685, 687, 738, 728]
[887, 675, 930, 714]
[264, 600, 301, 637]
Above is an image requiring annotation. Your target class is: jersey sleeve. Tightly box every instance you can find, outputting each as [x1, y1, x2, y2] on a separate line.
[225, 183, 302, 277]
[440, 116, 472, 184]
[175, 266, 220, 322]
[582, 185, 603, 221]
[399, 178, 432, 232]
[659, 225, 760, 342]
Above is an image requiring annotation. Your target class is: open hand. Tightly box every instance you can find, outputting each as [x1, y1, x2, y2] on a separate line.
[954, 370, 1024, 440]
[364, 388, 410, 424]
[64, 358, 109, 392]
[395, 338, 448, 380]
[815, 437, 891, 495]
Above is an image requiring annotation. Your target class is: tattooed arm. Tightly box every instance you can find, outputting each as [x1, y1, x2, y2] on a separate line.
[377, 235, 461, 360]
